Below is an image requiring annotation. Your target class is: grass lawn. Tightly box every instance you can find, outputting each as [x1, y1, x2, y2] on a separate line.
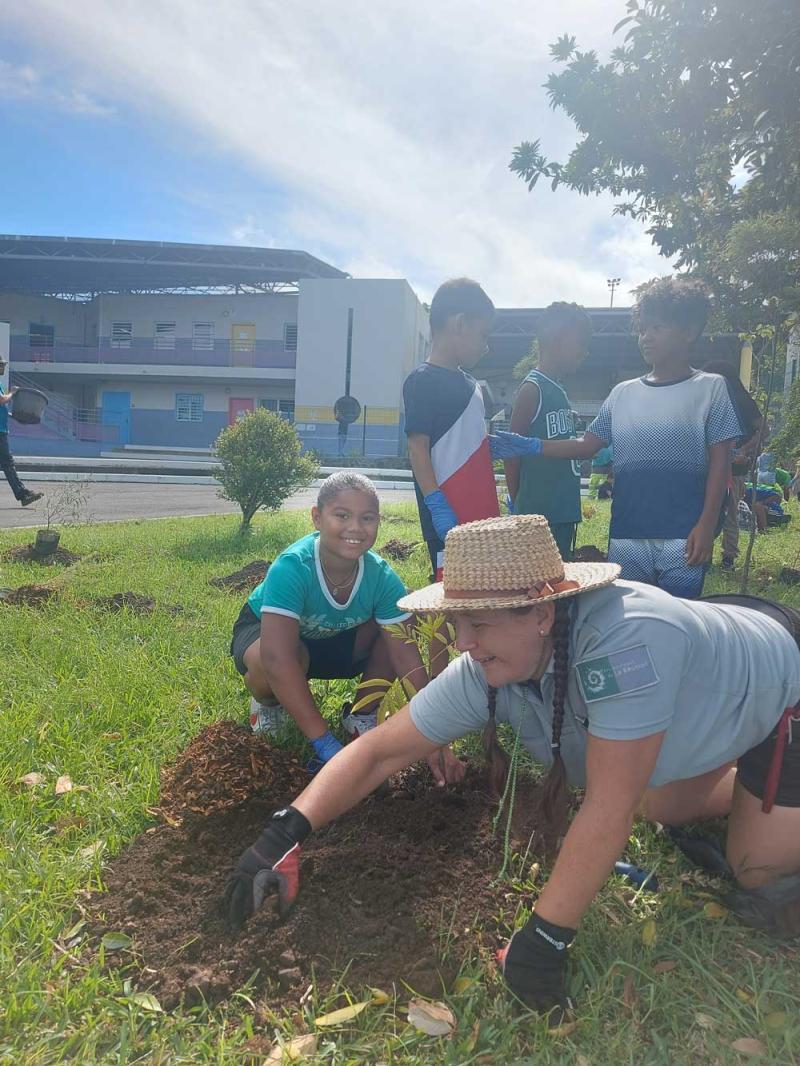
[1, 501, 799, 1064]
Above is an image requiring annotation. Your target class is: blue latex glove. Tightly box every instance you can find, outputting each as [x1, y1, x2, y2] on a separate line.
[489, 431, 543, 460]
[505, 494, 515, 514]
[423, 489, 458, 542]
[614, 861, 659, 892]
[310, 729, 343, 764]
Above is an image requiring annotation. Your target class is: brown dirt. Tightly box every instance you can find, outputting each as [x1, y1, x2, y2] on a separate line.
[3, 543, 81, 566]
[87, 722, 538, 1012]
[0, 584, 57, 607]
[572, 544, 608, 563]
[92, 592, 183, 616]
[210, 561, 271, 593]
[380, 538, 419, 562]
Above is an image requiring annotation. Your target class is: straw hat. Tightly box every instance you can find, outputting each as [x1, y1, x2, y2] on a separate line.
[398, 514, 620, 612]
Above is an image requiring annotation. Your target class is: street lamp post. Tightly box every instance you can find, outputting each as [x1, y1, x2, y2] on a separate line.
[607, 277, 621, 308]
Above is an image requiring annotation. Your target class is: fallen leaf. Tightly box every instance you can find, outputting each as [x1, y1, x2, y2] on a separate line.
[703, 902, 726, 919]
[735, 987, 754, 1004]
[62, 919, 86, 943]
[18, 772, 46, 788]
[695, 1013, 716, 1030]
[641, 919, 657, 947]
[576, 1056, 590, 1066]
[130, 992, 163, 1013]
[465, 1019, 480, 1053]
[78, 841, 104, 861]
[730, 1037, 766, 1058]
[622, 975, 639, 1013]
[55, 775, 73, 795]
[763, 1011, 788, 1032]
[452, 976, 477, 994]
[548, 1019, 579, 1037]
[101, 932, 133, 951]
[652, 960, 678, 975]
[263, 1033, 318, 1064]
[369, 988, 390, 1005]
[314, 1001, 369, 1027]
[407, 998, 456, 1037]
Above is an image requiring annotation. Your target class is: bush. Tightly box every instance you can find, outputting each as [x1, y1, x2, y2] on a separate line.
[215, 410, 318, 531]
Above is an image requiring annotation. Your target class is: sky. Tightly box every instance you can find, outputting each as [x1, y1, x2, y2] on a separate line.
[0, 1, 674, 307]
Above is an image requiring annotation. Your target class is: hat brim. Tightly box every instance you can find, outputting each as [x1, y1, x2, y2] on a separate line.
[397, 561, 621, 613]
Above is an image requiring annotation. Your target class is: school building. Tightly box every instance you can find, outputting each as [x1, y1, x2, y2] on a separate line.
[0, 234, 743, 458]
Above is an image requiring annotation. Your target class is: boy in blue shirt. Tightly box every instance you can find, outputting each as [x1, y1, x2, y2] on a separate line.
[0, 358, 42, 507]
[520, 279, 740, 598]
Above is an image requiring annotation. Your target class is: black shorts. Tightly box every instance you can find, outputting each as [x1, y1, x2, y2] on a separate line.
[703, 594, 800, 808]
[230, 603, 369, 680]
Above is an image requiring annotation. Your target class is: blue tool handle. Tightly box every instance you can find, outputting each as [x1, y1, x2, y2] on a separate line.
[614, 861, 659, 892]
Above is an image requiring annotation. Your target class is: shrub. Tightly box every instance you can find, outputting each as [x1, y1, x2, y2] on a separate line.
[215, 410, 318, 531]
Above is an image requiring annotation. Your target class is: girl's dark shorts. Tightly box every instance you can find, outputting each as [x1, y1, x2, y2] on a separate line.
[230, 602, 369, 680]
[703, 594, 800, 807]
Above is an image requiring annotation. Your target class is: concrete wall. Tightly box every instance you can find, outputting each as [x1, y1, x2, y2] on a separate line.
[294, 278, 428, 456]
[0, 294, 90, 346]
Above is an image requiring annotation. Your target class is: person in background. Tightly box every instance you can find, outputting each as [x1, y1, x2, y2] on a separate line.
[701, 359, 762, 572]
[505, 302, 592, 560]
[0, 357, 43, 508]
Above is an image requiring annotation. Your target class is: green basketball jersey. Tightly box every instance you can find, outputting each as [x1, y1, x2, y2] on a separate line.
[514, 369, 582, 524]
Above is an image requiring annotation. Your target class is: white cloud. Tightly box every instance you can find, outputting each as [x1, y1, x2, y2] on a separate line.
[2, 1, 672, 304]
[0, 58, 114, 115]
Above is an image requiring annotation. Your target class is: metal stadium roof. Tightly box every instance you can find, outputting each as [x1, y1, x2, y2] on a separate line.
[0, 234, 347, 296]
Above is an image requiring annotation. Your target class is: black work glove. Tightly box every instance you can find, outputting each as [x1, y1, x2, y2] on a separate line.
[498, 913, 576, 1020]
[223, 806, 311, 929]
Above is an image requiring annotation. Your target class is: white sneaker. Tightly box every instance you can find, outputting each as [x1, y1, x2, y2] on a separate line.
[249, 697, 288, 737]
[341, 702, 378, 740]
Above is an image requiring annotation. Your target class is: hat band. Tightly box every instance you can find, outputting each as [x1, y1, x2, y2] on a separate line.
[444, 578, 580, 601]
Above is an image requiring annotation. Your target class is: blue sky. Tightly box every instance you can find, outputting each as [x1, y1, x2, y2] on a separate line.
[0, 2, 673, 305]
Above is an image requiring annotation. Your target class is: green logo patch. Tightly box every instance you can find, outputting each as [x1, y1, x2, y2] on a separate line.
[575, 644, 659, 703]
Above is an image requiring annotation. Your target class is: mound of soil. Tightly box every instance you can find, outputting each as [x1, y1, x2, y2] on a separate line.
[93, 592, 183, 616]
[88, 723, 537, 1011]
[210, 561, 271, 593]
[3, 544, 81, 566]
[0, 584, 57, 607]
[380, 538, 419, 562]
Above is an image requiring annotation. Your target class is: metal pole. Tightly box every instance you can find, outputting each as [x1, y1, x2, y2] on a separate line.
[362, 404, 367, 456]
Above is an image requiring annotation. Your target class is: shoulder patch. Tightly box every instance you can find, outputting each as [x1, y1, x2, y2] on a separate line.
[574, 644, 659, 703]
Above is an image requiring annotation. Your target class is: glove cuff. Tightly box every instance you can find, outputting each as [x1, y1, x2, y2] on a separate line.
[521, 912, 576, 954]
[270, 804, 312, 844]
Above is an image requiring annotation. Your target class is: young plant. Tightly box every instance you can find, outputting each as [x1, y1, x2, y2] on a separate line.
[214, 409, 318, 532]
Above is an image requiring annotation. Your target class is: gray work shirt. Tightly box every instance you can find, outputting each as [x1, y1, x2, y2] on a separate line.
[409, 582, 800, 788]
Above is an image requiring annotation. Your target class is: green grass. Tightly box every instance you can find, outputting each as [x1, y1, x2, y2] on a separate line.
[1, 502, 799, 1064]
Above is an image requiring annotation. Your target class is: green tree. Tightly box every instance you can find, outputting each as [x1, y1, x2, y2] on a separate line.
[215, 409, 318, 532]
[512, 339, 540, 382]
[510, 0, 800, 323]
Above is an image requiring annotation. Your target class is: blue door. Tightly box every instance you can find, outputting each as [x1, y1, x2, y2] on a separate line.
[102, 391, 131, 445]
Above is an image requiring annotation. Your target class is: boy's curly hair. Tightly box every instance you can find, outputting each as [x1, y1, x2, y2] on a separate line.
[633, 277, 712, 340]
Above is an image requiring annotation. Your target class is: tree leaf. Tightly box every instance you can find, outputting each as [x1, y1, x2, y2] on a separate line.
[704, 902, 727, 919]
[695, 1013, 716, 1030]
[263, 1033, 318, 1063]
[548, 1019, 579, 1037]
[407, 998, 456, 1036]
[622, 975, 639, 1013]
[55, 775, 73, 795]
[763, 1011, 788, 1031]
[314, 1001, 369, 1027]
[641, 919, 657, 946]
[730, 1037, 766, 1058]
[652, 960, 677, 975]
[452, 976, 477, 994]
[735, 987, 754, 1004]
[18, 771, 47, 788]
[369, 987, 390, 1005]
[101, 932, 133, 951]
[130, 992, 163, 1013]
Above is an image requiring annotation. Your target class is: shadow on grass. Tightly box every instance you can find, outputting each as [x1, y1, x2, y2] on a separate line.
[169, 510, 309, 566]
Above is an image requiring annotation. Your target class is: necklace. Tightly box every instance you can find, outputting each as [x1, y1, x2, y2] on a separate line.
[320, 556, 358, 595]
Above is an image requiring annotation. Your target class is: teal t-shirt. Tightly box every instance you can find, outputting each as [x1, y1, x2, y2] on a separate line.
[515, 369, 582, 524]
[0, 387, 8, 433]
[248, 532, 411, 640]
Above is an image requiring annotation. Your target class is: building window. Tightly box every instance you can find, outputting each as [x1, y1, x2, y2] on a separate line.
[192, 322, 215, 350]
[111, 322, 133, 349]
[283, 323, 298, 352]
[258, 398, 295, 421]
[154, 322, 176, 350]
[175, 392, 204, 422]
[29, 323, 54, 348]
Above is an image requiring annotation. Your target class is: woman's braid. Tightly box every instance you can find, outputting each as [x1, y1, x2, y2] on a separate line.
[533, 598, 573, 850]
[482, 685, 510, 796]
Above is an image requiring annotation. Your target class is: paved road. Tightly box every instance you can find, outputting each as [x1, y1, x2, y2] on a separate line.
[0, 481, 417, 528]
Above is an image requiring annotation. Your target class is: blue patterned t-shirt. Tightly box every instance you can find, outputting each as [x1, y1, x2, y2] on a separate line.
[588, 372, 741, 539]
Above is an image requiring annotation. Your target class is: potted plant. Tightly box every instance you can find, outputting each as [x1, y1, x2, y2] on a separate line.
[32, 481, 91, 559]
